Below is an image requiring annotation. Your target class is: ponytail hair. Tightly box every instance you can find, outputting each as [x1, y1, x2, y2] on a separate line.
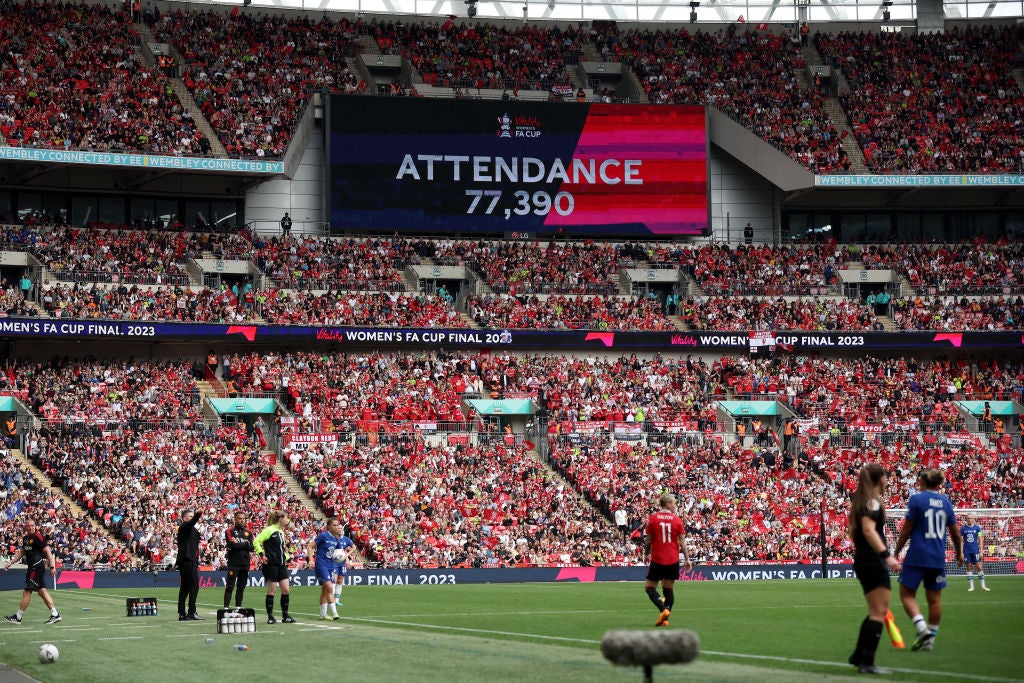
[267, 509, 288, 526]
[849, 463, 887, 537]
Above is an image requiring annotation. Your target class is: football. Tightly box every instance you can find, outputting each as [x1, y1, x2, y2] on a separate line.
[331, 548, 348, 564]
[38, 643, 59, 664]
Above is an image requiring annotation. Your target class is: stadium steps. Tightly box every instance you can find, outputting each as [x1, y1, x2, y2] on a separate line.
[272, 458, 326, 521]
[130, 23, 226, 156]
[527, 447, 612, 526]
[823, 99, 868, 173]
[800, 43, 868, 173]
[623, 70, 650, 104]
[169, 78, 230, 157]
[7, 447, 109, 536]
[875, 314, 898, 331]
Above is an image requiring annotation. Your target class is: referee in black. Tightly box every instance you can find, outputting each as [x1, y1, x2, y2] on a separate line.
[224, 510, 254, 609]
[175, 508, 203, 621]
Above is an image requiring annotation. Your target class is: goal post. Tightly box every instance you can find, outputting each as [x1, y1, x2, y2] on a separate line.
[884, 508, 1024, 577]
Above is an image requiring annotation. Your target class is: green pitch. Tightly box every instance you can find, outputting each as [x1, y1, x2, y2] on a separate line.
[0, 578, 1021, 682]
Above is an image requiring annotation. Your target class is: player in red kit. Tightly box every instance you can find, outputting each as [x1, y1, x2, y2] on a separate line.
[644, 493, 692, 627]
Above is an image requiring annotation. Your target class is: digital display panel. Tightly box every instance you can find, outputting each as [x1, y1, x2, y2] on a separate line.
[329, 97, 708, 236]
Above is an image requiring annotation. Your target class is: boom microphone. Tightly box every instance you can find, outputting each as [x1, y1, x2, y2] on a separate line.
[601, 629, 700, 682]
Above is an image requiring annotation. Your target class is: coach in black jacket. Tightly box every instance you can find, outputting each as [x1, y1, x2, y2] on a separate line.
[175, 509, 203, 620]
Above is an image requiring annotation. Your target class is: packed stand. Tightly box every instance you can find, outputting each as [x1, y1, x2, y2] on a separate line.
[891, 295, 1024, 331]
[467, 293, 677, 331]
[860, 241, 1024, 296]
[258, 290, 464, 327]
[590, 26, 847, 172]
[291, 437, 631, 567]
[154, 11, 365, 158]
[717, 354, 1024, 439]
[36, 282, 258, 323]
[675, 243, 851, 295]
[0, 447, 138, 570]
[368, 19, 581, 92]
[431, 240, 634, 295]
[224, 350, 724, 433]
[816, 25, 1024, 173]
[252, 234, 420, 291]
[0, 3, 201, 155]
[14, 356, 318, 568]
[28, 226, 190, 286]
[31, 421, 320, 569]
[680, 296, 882, 331]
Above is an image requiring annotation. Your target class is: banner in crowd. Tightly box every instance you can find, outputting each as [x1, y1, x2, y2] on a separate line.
[3, 319, 1024, 352]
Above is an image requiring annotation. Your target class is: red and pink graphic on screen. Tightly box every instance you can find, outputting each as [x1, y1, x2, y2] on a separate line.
[549, 105, 708, 235]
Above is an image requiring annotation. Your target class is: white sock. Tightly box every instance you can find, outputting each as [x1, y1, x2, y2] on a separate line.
[16, 610, 23, 619]
[912, 614, 927, 634]
[330, 603, 338, 617]
[334, 587, 342, 602]
[319, 604, 328, 618]
[979, 574, 987, 587]
[928, 624, 939, 636]
[968, 573, 975, 584]
[50, 608, 58, 616]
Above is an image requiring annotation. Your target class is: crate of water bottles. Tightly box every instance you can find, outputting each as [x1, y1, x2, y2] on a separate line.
[217, 608, 256, 634]
[126, 597, 159, 617]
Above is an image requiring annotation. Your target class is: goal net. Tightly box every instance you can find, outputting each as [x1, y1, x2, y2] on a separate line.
[884, 508, 1024, 577]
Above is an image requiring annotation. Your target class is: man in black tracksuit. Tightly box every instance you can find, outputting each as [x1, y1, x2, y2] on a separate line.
[176, 509, 203, 620]
[224, 510, 255, 609]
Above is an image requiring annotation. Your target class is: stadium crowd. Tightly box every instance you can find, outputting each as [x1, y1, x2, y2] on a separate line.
[0, 3, 202, 155]
[0, 344, 1020, 570]
[1, 449, 137, 570]
[674, 243, 850, 296]
[680, 296, 882, 331]
[816, 25, 1024, 174]
[368, 19, 581, 92]
[252, 235, 419, 291]
[467, 293, 676, 331]
[860, 241, 1024, 296]
[154, 10, 365, 157]
[588, 25, 848, 173]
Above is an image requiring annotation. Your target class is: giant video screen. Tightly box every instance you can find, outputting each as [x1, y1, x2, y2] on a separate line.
[329, 97, 708, 236]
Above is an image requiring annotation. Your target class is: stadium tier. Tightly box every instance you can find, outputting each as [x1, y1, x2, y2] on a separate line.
[0, 0, 1022, 581]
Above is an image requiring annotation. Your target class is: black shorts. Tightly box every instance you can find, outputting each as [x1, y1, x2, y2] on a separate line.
[25, 564, 46, 592]
[226, 565, 250, 584]
[261, 564, 290, 583]
[646, 561, 681, 583]
[854, 556, 891, 594]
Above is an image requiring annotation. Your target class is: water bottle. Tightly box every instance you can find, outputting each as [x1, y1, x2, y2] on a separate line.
[205, 638, 215, 645]
[219, 616, 227, 634]
[234, 644, 249, 651]
[246, 615, 255, 633]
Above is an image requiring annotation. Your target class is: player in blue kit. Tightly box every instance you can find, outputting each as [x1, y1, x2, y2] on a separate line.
[894, 469, 964, 652]
[960, 515, 989, 592]
[332, 523, 356, 607]
[307, 518, 354, 620]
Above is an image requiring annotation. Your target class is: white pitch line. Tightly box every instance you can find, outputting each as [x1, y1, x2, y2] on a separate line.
[340, 615, 1024, 683]
[98, 636, 144, 641]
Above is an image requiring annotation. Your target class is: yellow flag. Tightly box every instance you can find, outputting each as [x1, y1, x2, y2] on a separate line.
[885, 610, 905, 649]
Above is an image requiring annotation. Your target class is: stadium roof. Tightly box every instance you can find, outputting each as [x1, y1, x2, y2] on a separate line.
[187, 0, 1023, 24]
